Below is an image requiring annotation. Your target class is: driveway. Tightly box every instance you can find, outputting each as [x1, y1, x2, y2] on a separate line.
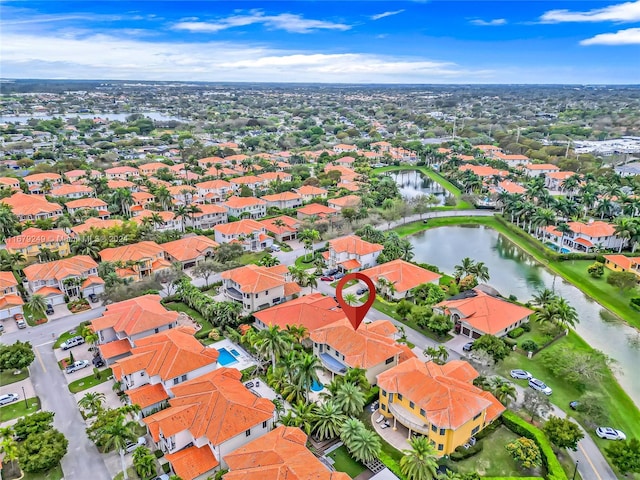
[74, 381, 121, 414]
[0, 377, 36, 403]
[0, 317, 21, 335]
[47, 304, 72, 321]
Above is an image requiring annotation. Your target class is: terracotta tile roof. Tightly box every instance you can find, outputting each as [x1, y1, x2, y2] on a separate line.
[64, 169, 100, 180]
[99, 241, 165, 263]
[107, 179, 135, 189]
[297, 203, 337, 216]
[603, 254, 640, 270]
[476, 145, 501, 151]
[166, 445, 219, 480]
[6, 227, 69, 250]
[459, 164, 506, 178]
[310, 319, 403, 369]
[198, 156, 226, 166]
[214, 219, 264, 236]
[1, 193, 62, 217]
[161, 235, 219, 262]
[125, 383, 169, 409]
[498, 180, 526, 194]
[195, 179, 232, 190]
[224, 426, 350, 480]
[99, 339, 132, 359]
[230, 175, 263, 185]
[0, 272, 19, 291]
[360, 259, 441, 293]
[192, 204, 227, 218]
[144, 368, 274, 445]
[377, 358, 505, 430]
[567, 220, 616, 238]
[24, 173, 62, 183]
[0, 177, 21, 188]
[132, 210, 176, 223]
[329, 235, 384, 256]
[81, 276, 104, 289]
[0, 294, 24, 309]
[35, 286, 64, 297]
[259, 215, 299, 236]
[139, 162, 169, 174]
[328, 195, 361, 208]
[284, 282, 302, 296]
[49, 185, 93, 197]
[574, 237, 593, 247]
[261, 192, 301, 202]
[546, 171, 575, 180]
[295, 185, 327, 196]
[339, 258, 361, 270]
[71, 218, 123, 235]
[334, 144, 358, 150]
[114, 326, 218, 381]
[224, 196, 266, 208]
[253, 293, 345, 333]
[131, 192, 155, 203]
[221, 264, 288, 293]
[257, 172, 291, 182]
[105, 166, 139, 175]
[91, 294, 178, 336]
[23, 255, 98, 283]
[65, 198, 108, 210]
[324, 165, 356, 177]
[524, 163, 559, 171]
[167, 185, 196, 196]
[435, 289, 533, 336]
[337, 182, 360, 192]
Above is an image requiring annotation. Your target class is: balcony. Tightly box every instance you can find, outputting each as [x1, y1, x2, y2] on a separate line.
[224, 286, 244, 301]
[388, 402, 430, 435]
[319, 353, 347, 375]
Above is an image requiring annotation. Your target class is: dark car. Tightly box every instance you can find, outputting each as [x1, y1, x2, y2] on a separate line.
[92, 356, 105, 368]
[356, 288, 368, 295]
[45, 304, 54, 315]
[334, 272, 345, 279]
[325, 269, 339, 276]
[88, 293, 99, 303]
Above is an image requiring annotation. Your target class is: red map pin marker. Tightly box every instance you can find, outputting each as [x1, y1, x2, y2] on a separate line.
[335, 272, 376, 330]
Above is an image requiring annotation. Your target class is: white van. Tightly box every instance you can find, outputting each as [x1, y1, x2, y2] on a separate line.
[60, 335, 85, 350]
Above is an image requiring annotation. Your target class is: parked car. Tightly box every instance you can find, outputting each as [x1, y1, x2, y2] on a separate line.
[65, 360, 90, 374]
[334, 272, 345, 279]
[14, 313, 26, 329]
[320, 276, 334, 282]
[45, 304, 54, 315]
[528, 378, 553, 395]
[88, 293, 99, 303]
[270, 245, 281, 252]
[356, 288, 368, 295]
[0, 393, 19, 406]
[325, 269, 339, 276]
[125, 437, 147, 453]
[569, 401, 580, 410]
[510, 369, 533, 380]
[60, 335, 85, 350]
[462, 341, 474, 352]
[596, 427, 626, 440]
[92, 356, 105, 368]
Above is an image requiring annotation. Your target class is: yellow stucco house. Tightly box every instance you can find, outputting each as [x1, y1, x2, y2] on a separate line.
[5, 227, 70, 259]
[603, 254, 640, 279]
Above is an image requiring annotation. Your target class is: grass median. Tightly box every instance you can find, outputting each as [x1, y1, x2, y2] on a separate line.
[68, 368, 113, 394]
[0, 396, 41, 422]
[0, 368, 29, 385]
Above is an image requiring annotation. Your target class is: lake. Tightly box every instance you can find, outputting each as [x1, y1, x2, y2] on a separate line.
[388, 170, 451, 205]
[408, 225, 640, 406]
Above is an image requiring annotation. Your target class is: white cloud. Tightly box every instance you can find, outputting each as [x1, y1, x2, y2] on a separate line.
[470, 18, 507, 26]
[173, 11, 351, 34]
[0, 31, 493, 83]
[540, 1, 640, 23]
[580, 27, 640, 45]
[370, 10, 405, 21]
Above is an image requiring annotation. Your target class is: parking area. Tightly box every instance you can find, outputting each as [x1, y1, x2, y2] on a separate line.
[74, 380, 121, 412]
[0, 317, 23, 335]
[445, 334, 475, 355]
[54, 341, 97, 381]
[47, 304, 72, 321]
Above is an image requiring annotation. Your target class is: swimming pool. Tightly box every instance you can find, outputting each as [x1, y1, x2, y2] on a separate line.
[217, 347, 239, 366]
[310, 379, 324, 392]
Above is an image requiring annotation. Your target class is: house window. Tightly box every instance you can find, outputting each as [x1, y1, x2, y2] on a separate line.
[155, 328, 159, 333]
[181, 375, 187, 381]
[397, 394, 403, 401]
[385, 357, 394, 365]
[140, 373, 144, 377]
[389, 393, 394, 402]
[420, 409, 426, 417]
[262, 421, 267, 428]
[409, 401, 415, 409]
[382, 390, 387, 397]
[173, 378, 180, 385]
[381, 404, 386, 411]
[438, 444, 444, 451]
[472, 426, 480, 435]
[245, 429, 251, 437]
[439, 428, 445, 436]
[431, 424, 437, 433]
[473, 412, 482, 420]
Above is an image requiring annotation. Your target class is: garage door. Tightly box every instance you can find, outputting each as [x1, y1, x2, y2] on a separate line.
[461, 327, 471, 337]
[49, 295, 66, 306]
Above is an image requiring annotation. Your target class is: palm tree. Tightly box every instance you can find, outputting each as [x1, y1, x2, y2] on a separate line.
[471, 261, 490, 283]
[255, 325, 291, 371]
[72, 235, 101, 259]
[531, 208, 556, 237]
[556, 222, 572, 249]
[341, 420, 381, 463]
[334, 382, 366, 416]
[552, 297, 579, 329]
[98, 413, 138, 480]
[299, 229, 320, 261]
[174, 205, 189, 232]
[0, 427, 20, 477]
[614, 217, 637, 253]
[531, 288, 556, 308]
[400, 436, 439, 480]
[343, 293, 359, 305]
[258, 253, 280, 267]
[27, 294, 47, 319]
[78, 391, 106, 417]
[313, 401, 348, 440]
[285, 324, 308, 344]
[154, 186, 172, 210]
[424, 346, 449, 365]
[132, 446, 156, 479]
[454, 257, 475, 281]
[293, 353, 322, 401]
[596, 198, 614, 219]
[290, 401, 317, 435]
[491, 379, 517, 407]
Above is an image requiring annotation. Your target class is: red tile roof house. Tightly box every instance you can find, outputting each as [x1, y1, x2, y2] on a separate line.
[214, 219, 273, 252]
[360, 259, 442, 300]
[333, 144, 358, 154]
[542, 220, 626, 253]
[229, 175, 267, 193]
[105, 165, 140, 180]
[195, 180, 232, 204]
[221, 264, 300, 314]
[0, 177, 22, 192]
[296, 203, 338, 221]
[325, 235, 384, 272]
[92, 295, 180, 365]
[260, 191, 302, 209]
[224, 426, 350, 480]
[327, 194, 362, 212]
[111, 326, 219, 416]
[143, 368, 274, 480]
[23, 256, 104, 306]
[1, 192, 63, 222]
[63, 169, 101, 183]
[434, 289, 533, 339]
[544, 171, 578, 192]
[65, 197, 110, 219]
[257, 171, 292, 184]
[185, 204, 228, 230]
[0, 271, 24, 320]
[162, 235, 219, 269]
[222, 196, 267, 220]
[310, 319, 411, 385]
[294, 185, 328, 202]
[132, 210, 183, 232]
[523, 163, 560, 178]
[99, 241, 172, 282]
[259, 215, 299, 242]
[23, 173, 62, 194]
[49, 184, 94, 200]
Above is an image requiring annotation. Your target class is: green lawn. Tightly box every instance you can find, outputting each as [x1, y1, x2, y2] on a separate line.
[446, 426, 543, 478]
[53, 323, 85, 348]
[294, 253, 319, 268]
[22, 464, 64, 480]
[373, 297, 453, 342]
[164, 302, 213, 330]
[23, 305, 47, 327]
[68, 368, 113, 393]
[0, 396, 41, 422]
[113, 467, 140, 480]
[0, 368, 29, 385]
[327, 445, 366, 478]
[238, 251, 267, 265]
[330, 279, 358, 289]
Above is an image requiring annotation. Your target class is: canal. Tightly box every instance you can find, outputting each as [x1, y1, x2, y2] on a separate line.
[408, 225, 640, 407]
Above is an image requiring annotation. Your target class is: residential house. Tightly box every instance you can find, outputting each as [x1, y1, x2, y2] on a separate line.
[257, 172, 292, 184]
[377, 358, 505, 453]
[295, 185, 328, 202]
[0, 177, 21, 192]
[213, 220, 272, 251]
[132, 210, 183, 232]
[542, 220, 625, 252]
[139, 162, 170, 177]
[523, 163, 560, 177]
[48, 184, 94, 200]
[603, 255, 640, 278]
[223, 196, 267, 219]
[65, 198, 110, 219]
[325, 235, 384, 272]
[162, 236, 219, 269]
[195, 180, 232, 203]
[544, 172, 577, 192]
[112, 326, 219, 416]
[261, 192, 302, 210]
[92, 295, 180, 364]
[434, 289, 533, 338]
[297, 203, 338, 221]
[99, 241, 172, 282]
[70, 218, 124, 236]
[328, 195, 361, 212]
[229, 176, 266, 193]
[491, 152, 530, 167]
[476, 145, 502, 157]
[221, 264, 300, 313]
[130, 192, 155, 214]
[259, 215, 299, 242]
[167, 185, 197, 206]
[186, 204, 227, 230]
[23, 173, 62, 194]
[107, 179, 137, 191]
[143, 368, 274, 479]
[23, 256, 104, 305]
[197, 156, 226, 169]
[496, 180, 526, 195]
[224, 426, 350, 480]
[63, 169, 101, 183]
[459, 164, 507, 179]
[333, 144, 358, 154]
[0, 271, 23, 320]
[335, 156, 356, 167]
[105, 166, 140, 180]
[5, 227, 70, 259]
[1, 192, 63, 222]
[360, 259, 441, 300]
[310, 319, 408, 385]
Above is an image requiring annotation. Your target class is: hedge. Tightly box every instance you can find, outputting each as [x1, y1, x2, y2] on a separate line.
[450, 441, 483, 461]
[501, 411, 567, 480]
[364, 386, 380, 405]
[378, 451, 406, 480]
[507, 327, 524, 339]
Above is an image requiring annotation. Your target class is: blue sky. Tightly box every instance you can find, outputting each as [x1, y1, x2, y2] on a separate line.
[1, 1, 639, 83]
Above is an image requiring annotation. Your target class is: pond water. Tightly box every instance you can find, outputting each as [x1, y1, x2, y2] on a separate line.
[0, 112, 186, 123]
[408, 225, 640, 406]
[387, 170, 451, 205]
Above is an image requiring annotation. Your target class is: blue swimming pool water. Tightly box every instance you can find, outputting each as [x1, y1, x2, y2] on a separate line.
[230, 349, 240, 356]
[217, 347, 239, 366]
[310, 379, 324, 392]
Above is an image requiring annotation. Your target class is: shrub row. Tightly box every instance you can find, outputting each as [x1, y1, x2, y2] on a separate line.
[450, 441, 484, 460]
[364, 386, 380, 405]
[630, 297, 640, 311]
[507, 327, 525, 339]
[378, 451, 406, 480]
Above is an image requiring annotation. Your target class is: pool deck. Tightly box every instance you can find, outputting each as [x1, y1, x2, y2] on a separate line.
[208, 338, 257, 371]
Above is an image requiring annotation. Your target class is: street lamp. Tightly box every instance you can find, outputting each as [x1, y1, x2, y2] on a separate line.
[572, 460, 579, 480]
[21, 386, 27, 408]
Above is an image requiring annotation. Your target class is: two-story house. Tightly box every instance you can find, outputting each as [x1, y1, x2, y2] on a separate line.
[162, 236, 219, 269]
[221, 264, 300, 313]
[523, 163, 560, 178]
[229, 176, 267, 193]
[297, 203, 338, 221]
[259, 215, 299, 242]
[295, 185, 328, 202]
[327, 195, 361, 212]
[186, 204, 227, 230]
[257, 171, 292, 184]
[107, 179, 137, 191]
[603, 254, 640, 279]
[70, 218, 124, 237]
[261, 192, 302, 210]
[63, 169, 101, 184]
[65, 198, 110, 219]
[223, 196, 267, 219]
[377, 358, 505, 454]
[92, 295, 180, 365]
[195, 180, 232, 204]
[167, 186, 197, 206]
[325, 235, 384, 272]
[360, 259, 442, 300]
[133, 210, 183, 232]
[99, 241, 172, 282]
[1, 192, 63, 222]
[544, 171, 577, 192]
[138, 162, 170, 177]
[143, 368, 274, 479]
[5, 227, 70, 259]
[23, 173, 62, 194]
[23, 255, 104, 305]
[542, 220, 626, 252]
[213, 219, 272, 251]
[49, 184, 94, 199]
[0, 177, 21, 192]
[333, 144, 358, 154]
[0, 271, 23, 320]
[105, 166, 140, 180]
[112, 326, 219, 416]
[310, 319, 408, 386]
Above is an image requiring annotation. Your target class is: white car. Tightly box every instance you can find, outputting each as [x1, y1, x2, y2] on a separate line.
[0, 393, 19, 406]
[528, 378, 552, 395]
[596, 427, 626, 440]
[65, 360, 90, 374]
[510, 369, 533, 380]
[125, 437, 147, 453]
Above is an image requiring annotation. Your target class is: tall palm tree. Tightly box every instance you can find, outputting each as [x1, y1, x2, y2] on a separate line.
[290, 401, 317, 435]
[313, 401, 347, 440]
[614, 217, 637, 253]
[0, 427, 20, 477]
[26, 294, 47, 319]
[98, 413, 138, 480]
[596, 198, 614, 219]
[531, 208, 556, 237]
[299, 229, 320, 261]
[255, 325, 291, 371]
[72, 235, 101, 259]
[491, 379, 517, 407]
[454, 257, 475, 280]
[334, 382, 366, 416]
[132, 446, 156, 479]
[174, 205, 189, 232]
[78, 391, 106, 417]
[552, 297, 579, 329]
[556, 222, 572, 249]
[293, 353, 322, 401]
[154, 186, 172, 211]
[471, 261, 490, 283]
[285, 324, 308, 344]
[341, 421, 381, 463]
[400, 436, 440, 480]
[531, 288, 557, 308]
